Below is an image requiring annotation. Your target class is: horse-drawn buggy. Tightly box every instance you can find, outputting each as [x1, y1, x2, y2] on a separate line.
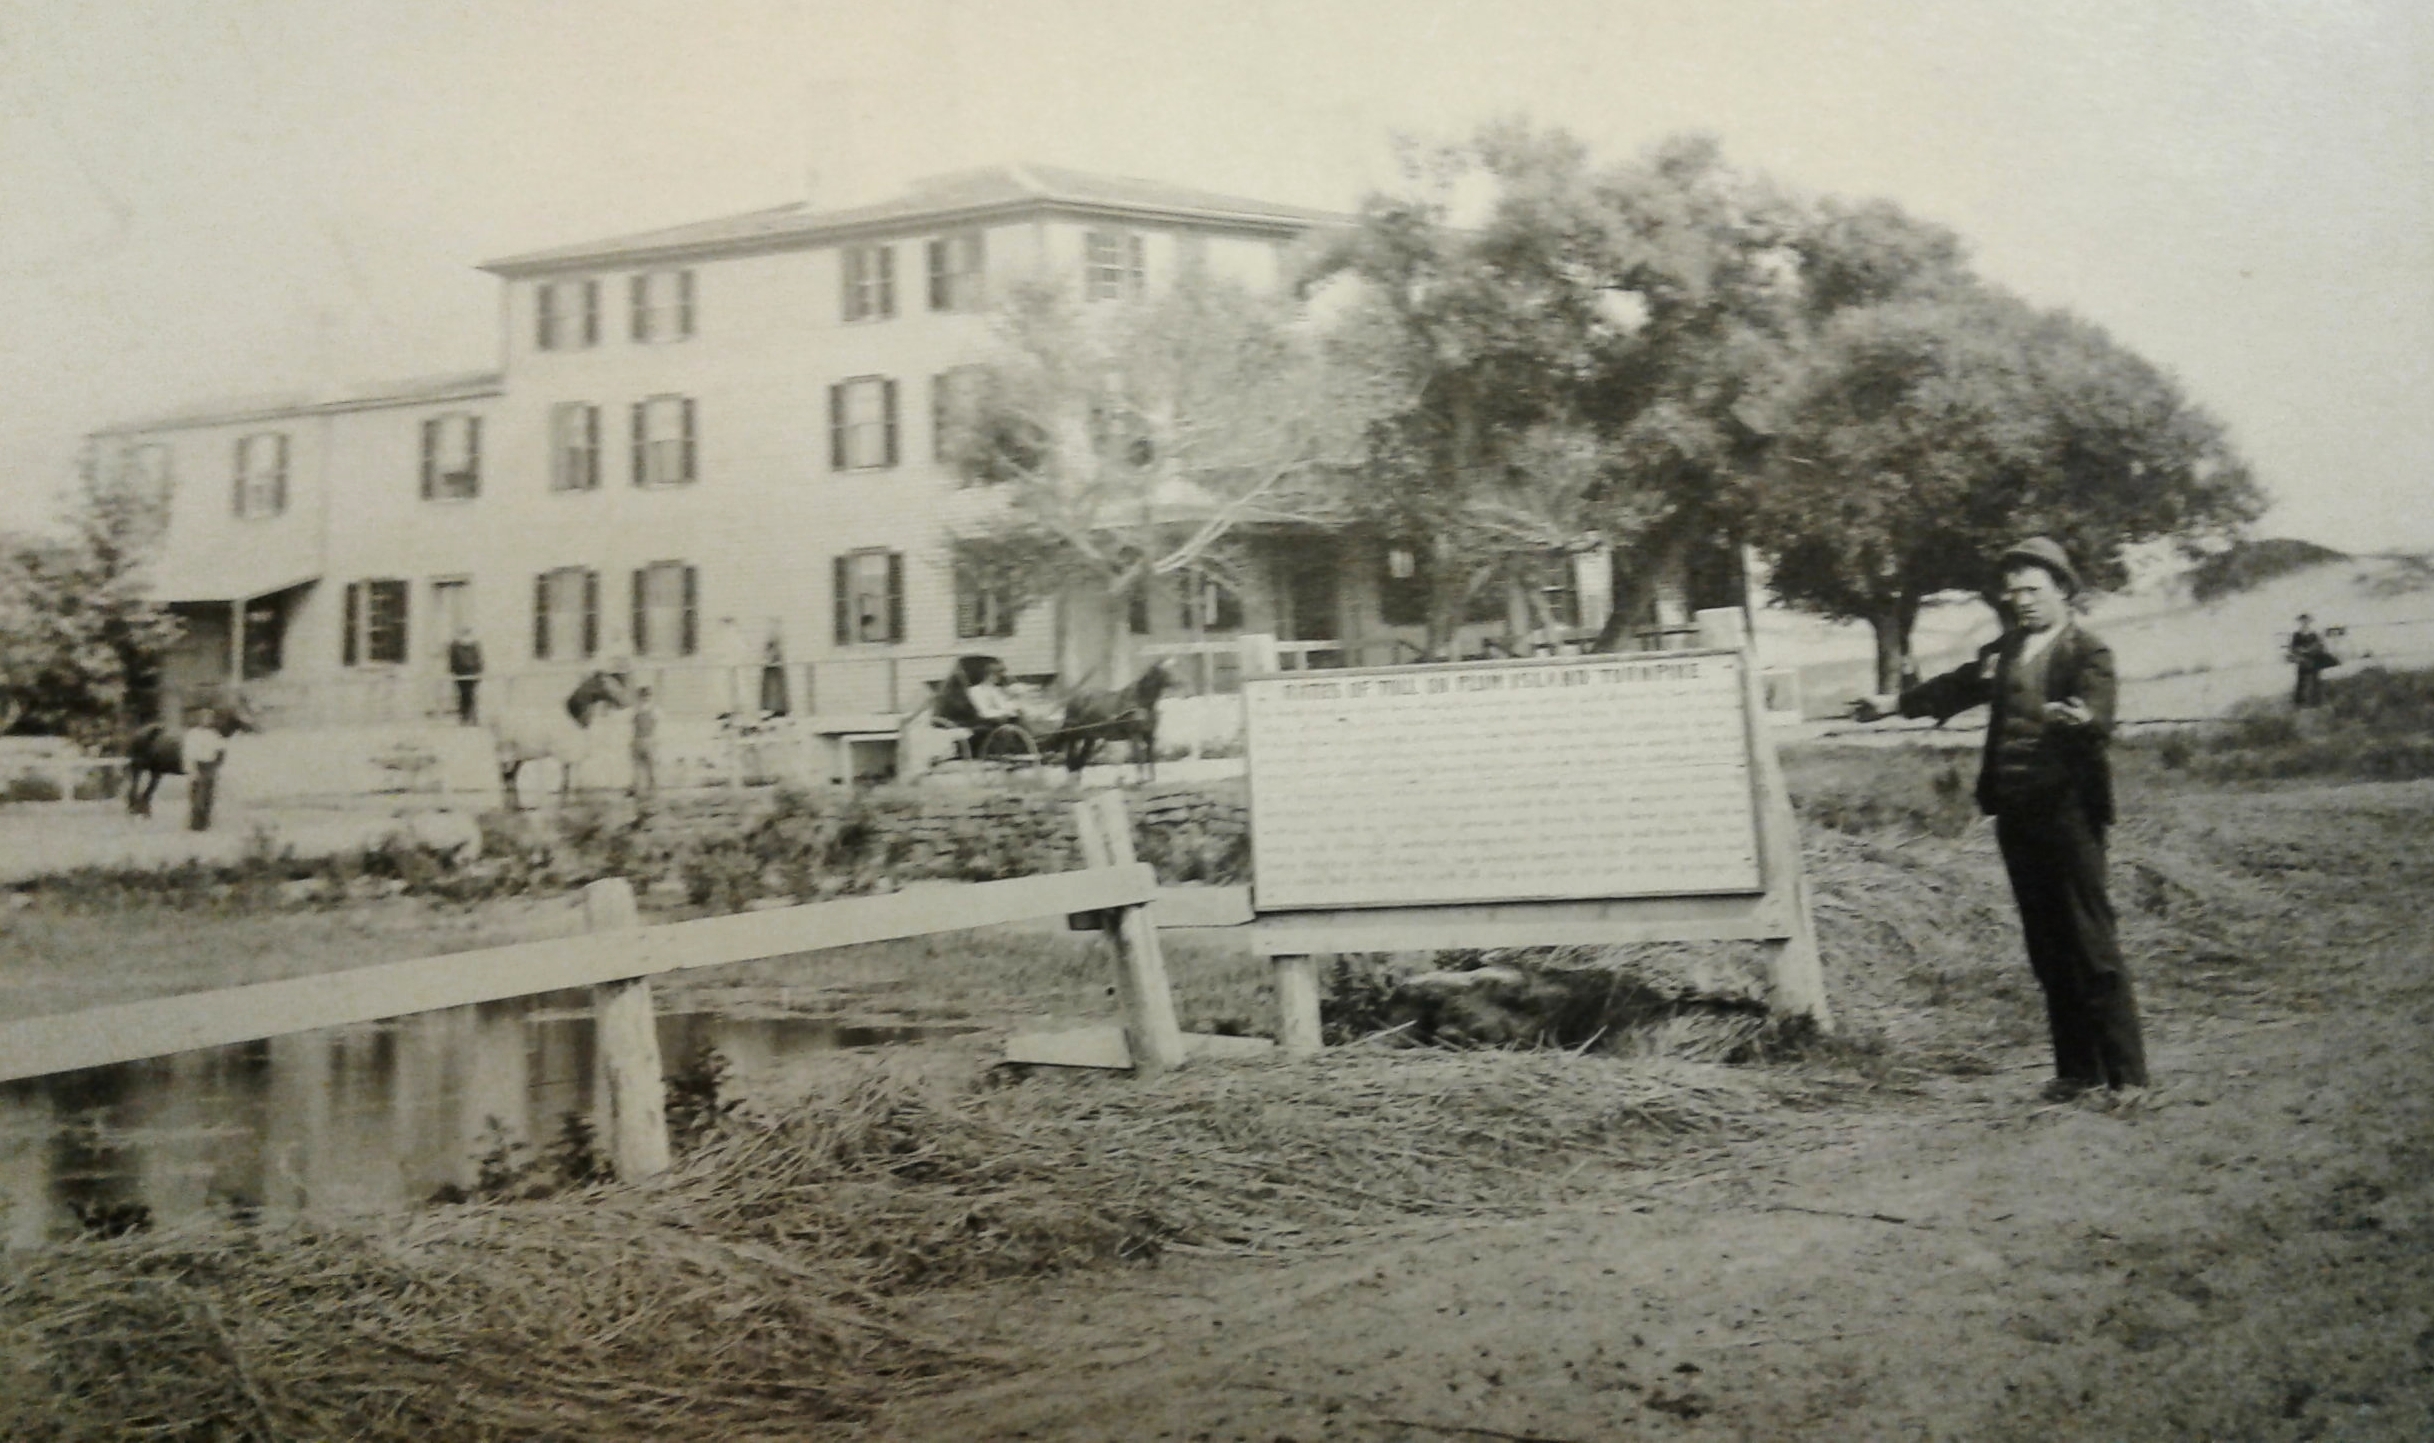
[909, 654, 1173, 784]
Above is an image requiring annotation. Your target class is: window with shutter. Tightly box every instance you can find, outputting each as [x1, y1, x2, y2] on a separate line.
[832, 555, 850, 644]
[954, 559, 1018, 639]
[839, 550, 904, 645]
[234, 432, 288, 518]
[550, 403, 600, 491]
[633, 396, 694, 485]
[537, 278, 601, 351]
[832, 377, 895, 470]
[422, 413, 480, 501]
[630, 269, 696, 343]
[537, 567, 593, 660]
[842, 244, 895, 321]
[633, 561, 695, 659]
[343, 579, 410, 665]
[1086, 229, 1146, 300]
[927, 230, 985, 310]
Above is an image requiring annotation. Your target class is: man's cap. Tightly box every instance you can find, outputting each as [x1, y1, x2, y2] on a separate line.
[1997, 536, 2080, 595]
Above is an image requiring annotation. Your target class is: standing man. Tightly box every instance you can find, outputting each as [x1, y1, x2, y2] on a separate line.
[1854, 537, 2148, 1100]
[448, 625, 485, 725]
[182, 706, 229, 832]
[629, 685, 659, 807]
[2286, 613, 2335, 708]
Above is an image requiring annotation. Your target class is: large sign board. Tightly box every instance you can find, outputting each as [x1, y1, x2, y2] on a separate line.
[1243, 652, 1763, 911]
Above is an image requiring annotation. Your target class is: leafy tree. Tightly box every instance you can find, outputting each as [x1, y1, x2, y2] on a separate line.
[0, 451, 184, 742]
[1749, 288, 2264, 690]
[940, 273, 1372, 681]
[1310, 125, 1683, 657]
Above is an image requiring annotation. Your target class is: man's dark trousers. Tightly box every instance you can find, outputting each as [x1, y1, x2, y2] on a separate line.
[1995, 796, 2146, 1090]
[188, 760, 220, 833]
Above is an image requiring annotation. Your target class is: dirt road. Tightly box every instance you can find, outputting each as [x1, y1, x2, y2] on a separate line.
[871, 783, 2434, 1441]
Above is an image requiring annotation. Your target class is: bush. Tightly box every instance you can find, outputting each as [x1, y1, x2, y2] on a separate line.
[2167, 665, 2434, 784]
[2187, 537, 2347, 603]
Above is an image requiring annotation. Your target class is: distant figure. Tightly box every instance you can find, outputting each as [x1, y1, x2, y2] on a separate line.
[2286, 613, 2337, 708]
[181, 707, 230, 832]
[759, 619, 791, 717]
[447, 626, 485, 725]
[629, 685, 659, 806]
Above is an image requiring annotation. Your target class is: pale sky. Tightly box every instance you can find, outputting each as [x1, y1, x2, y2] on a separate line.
[3, 0, 2427, 551]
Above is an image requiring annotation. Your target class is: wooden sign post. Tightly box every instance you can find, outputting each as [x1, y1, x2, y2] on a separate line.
[1238, 611, 1829, 1057]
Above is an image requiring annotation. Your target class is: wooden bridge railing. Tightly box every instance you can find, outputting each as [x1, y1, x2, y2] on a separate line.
[0, 793, 1185, 1180]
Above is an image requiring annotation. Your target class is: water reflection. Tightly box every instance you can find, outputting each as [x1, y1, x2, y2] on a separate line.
[0, 995, 966, 1245]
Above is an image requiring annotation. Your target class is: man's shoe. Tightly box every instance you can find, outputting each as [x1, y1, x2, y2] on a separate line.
[2039, 1078, 2097, 1103]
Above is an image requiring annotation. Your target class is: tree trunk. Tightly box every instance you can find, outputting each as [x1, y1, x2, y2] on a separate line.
[1868, 596, 1922, 696]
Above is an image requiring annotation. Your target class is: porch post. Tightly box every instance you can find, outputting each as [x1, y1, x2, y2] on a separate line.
[228, 596, 246, 693]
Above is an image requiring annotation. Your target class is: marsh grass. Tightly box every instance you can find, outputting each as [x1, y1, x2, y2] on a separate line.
[0, 1052, 1807, 1441]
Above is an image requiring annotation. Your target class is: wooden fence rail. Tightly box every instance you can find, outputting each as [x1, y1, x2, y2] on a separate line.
[0, 859, 1160, 1106]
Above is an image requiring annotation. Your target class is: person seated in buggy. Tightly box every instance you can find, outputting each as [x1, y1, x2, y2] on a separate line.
[914, 654, 1040, 769]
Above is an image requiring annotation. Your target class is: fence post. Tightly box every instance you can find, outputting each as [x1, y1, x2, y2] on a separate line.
[1072, 792, 1188, 1074]
[584, 878, 672, 1179]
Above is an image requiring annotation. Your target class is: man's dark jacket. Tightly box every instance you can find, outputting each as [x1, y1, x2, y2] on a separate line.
[1899, 623, 2117, 829]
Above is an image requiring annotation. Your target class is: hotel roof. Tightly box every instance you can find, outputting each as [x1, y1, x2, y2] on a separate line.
[479, 163, 1349, 275]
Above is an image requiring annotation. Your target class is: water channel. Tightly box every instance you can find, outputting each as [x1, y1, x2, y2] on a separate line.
[0, 995, 968, 1246]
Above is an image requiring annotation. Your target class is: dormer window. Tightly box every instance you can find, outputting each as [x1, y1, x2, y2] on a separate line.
[536, 278, 601, 350]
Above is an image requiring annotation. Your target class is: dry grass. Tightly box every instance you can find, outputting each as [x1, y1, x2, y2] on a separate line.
[0, 1050, 1803, 1441]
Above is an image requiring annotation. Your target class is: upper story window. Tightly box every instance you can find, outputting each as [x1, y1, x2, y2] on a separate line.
[118, 442, 173, 492]
[533, 565, 600, 661]
[630, 395, 697, 487]
[828, 376, 899, 471]
[536, 278, 601, 351]
[927, 230, 986, 311]
[841, 244, 895, 321]
[420, 413, 482, 501]
[833, 549, 904, 645]
[954, 563, 1017, 640]
[1084, 229, 1146, 301]
[232, 432, 288, 519]
[341, 579, 409, 666]
[630, 560, 699, 659]
[549, 403, 601, 492]
[629, 269, 695, 343]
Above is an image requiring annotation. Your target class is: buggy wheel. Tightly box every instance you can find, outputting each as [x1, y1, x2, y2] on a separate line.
[979, 724, 1041, 770]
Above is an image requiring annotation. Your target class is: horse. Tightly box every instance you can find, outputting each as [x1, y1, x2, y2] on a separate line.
[490, 670, 632, 808]
[125, 700, 255, 819]
[1053, 659, 1172, 783]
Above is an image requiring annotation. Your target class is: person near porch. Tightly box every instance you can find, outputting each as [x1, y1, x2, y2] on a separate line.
[181, 706, 230, 832]
[447, 626, 485, 725]
[629, 685, 658, 806]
